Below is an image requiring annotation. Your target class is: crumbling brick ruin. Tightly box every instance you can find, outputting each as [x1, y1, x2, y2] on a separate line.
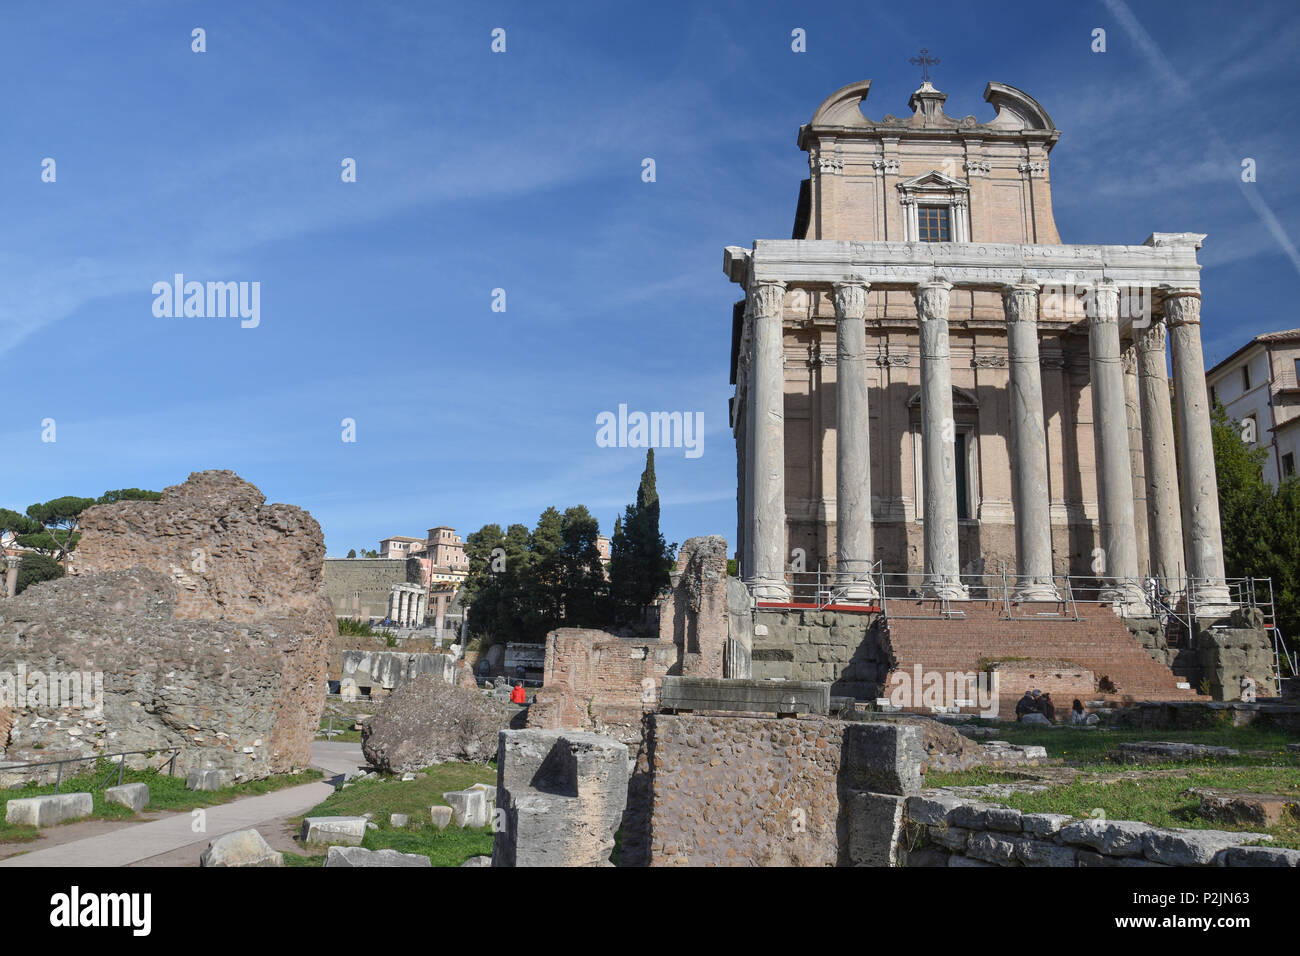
[527, 535, 752, 744]
[0, 470, 333, 779]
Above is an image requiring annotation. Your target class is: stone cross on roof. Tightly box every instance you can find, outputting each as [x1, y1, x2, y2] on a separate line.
[909, 48, 939, 84]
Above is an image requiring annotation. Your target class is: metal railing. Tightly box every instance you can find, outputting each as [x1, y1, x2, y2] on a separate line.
[1, 747, 181, 794]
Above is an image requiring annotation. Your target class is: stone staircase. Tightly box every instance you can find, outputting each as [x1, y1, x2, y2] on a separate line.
[880, 600, 1207, 714]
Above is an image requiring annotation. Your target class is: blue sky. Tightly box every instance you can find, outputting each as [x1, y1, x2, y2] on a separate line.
[3, 0, 1298, 556]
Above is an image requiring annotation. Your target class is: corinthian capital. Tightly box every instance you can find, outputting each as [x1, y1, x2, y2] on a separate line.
[1086, 280, 1120, 325]
[1135, 318, 1167, 353]
[1162, 289, 1202, 327]
[750, 280, 787, 320]
[1001, 282, 1040, 324]
[832, 280, 870, 320]
[914, 278, 953, 321]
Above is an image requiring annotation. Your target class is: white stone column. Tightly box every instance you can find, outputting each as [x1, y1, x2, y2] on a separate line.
[399, 590, 410, 627]
[748, 280, 789, 600]
[4, 555, 20, 599]
[388, 588, 398, 622]
[1086, 281, 1144, 607]
[833, 279, 877, 599]
[1003, 283, 1059, 602]
[1134, 318, 1186, 595]
[915, 279, 968, 600]
[1166, 290, 1231, 613]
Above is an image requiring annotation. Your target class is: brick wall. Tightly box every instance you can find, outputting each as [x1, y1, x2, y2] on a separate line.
[526, 628, 678, 744]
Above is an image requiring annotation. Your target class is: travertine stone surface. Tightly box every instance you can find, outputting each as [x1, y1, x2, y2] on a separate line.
[1087, 282, 1143, 605]
[0, 471, 333, 778]
[1135, 319, 1186, 592]
[1003, 283, 1057, 601]
[749, 280, 790, 599]
[916, 279, 967, 599]
[1167, 291, 1231, 612]
[833, 280, 877, 598]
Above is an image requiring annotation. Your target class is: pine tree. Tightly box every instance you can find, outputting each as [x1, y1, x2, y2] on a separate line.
[610, 449, 676, 624]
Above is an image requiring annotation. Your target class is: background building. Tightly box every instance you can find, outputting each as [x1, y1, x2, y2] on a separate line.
[1206, 329, 1300, 485]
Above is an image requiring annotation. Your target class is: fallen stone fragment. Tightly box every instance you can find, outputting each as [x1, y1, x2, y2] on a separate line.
[199, 829, 284, 867]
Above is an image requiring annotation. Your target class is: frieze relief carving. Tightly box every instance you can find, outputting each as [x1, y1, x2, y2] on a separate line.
[971, 353, 1007, 369]
[875, 352, 912, 367]
[872, 158, 901, 173]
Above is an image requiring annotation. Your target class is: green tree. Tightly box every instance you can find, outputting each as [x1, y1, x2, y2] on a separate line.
[1211, 402, 1300, 642]
[16, 553, 65, 594]
[558, 505, 609, 626]
[610, 449, 676, 624]
[346, 548, 357, 558]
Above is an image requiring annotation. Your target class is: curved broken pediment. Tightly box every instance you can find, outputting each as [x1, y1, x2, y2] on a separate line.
[983, 82, 1056, 131]
[808, 79, 874, 127]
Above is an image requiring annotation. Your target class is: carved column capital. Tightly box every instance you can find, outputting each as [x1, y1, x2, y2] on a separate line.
[832, 280, 870, 321]
[1120, 345, 1138, 375]
[1163, 289, 1202, 327]
[914, 279, 953, 320]
[1002, 282, 1040, 324]
[750, 280, 787, 320]
[1135, 318, 1167, 353]
[1086, 280, 1120, 325]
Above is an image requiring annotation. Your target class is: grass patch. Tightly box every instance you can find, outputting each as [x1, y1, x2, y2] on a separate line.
[0, 761, 322, 845]
[977, 767, 1300, 850]
[290, 762, 496, 867]
[981, 723, 1300, 767]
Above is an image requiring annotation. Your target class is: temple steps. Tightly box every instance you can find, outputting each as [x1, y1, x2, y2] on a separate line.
[880, 600, 1206, 711]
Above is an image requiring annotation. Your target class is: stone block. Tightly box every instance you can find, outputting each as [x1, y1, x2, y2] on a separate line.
[1058, 820, 1151, 856]
[324, 846, 430, 867]
[847, 791, 905, 866]
[1223, 845, 1300, 867]
[948, 854, 994, 867]
[493, 729, 629, 867]
[1142, 827, 1272, 866]
[199, 829, 283, 867]
[186, 769, 228, 792]
[443, 788, 489, 828]
[4, 792, 94, 827]
[1021, 812, 1075, 838]
[104, 782, 149, 812]
[1017, 839, 1077, 867]
[949, 803, 1023, 833]
[659, 676, 830, 715]
[1190, 789, 1298, 828]
[461, 855, 493, 866]
[301, 815, 368, 846]
[905, 793, 964, 826]
[429, 805, 453, 829]
[967, 831, 1025, 866]
[389, 813, 408, 828]
[934, 825, 971, 851]
[841, 722, 924, 795]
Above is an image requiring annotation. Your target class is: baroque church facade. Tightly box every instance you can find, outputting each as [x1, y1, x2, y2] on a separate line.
[726, 77, 1228, 613]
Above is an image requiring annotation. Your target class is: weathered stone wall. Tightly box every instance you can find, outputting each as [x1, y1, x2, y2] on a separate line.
[0, 471, 333, 779]
[751, 609, 883, 698]
[527, 628, 676, 745]
[340, 650, 453, 694]
[903, 792, 1297, 867]
[320, 557, 420, 620]
[658, 536, 729, 677]
[622, 713, 922, 867]
[492, 730, 629, 867]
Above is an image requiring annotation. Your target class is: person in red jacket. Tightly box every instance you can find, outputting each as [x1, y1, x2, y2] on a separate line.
[510, 683, 527, 704]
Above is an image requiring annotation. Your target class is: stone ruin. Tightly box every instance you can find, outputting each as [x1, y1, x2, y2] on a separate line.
[0, 470, 334, 780]
[361, 672, 516, 772]
[526, 535, 751, 745]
